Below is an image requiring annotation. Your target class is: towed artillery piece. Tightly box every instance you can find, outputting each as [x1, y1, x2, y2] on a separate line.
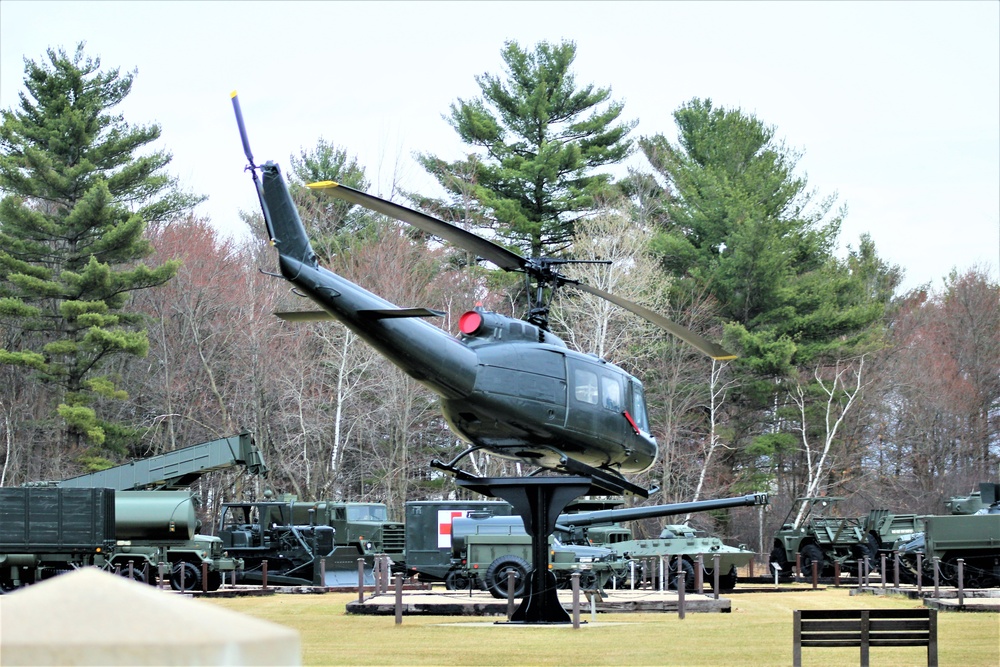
[447, 493, 767, 597]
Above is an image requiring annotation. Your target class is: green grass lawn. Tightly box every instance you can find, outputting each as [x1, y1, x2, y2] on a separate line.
[207, 587, 999, 666]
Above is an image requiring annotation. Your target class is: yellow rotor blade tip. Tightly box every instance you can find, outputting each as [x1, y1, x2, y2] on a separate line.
[307, 180, 340, 189]
[230, 90, 238, 98]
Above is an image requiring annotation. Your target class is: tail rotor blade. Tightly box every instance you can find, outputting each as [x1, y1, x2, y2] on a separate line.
[230, 91, 275, 240]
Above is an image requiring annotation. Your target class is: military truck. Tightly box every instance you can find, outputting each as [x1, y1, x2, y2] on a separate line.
[401, 500, 513, 586]
[0, 487, 238, 592]
[217, 495, 405, 586]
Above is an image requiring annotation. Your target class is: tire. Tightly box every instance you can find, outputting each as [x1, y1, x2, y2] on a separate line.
[800, 544, 824, 577]
[769, 545, 791, 580]
[485, 555, 529, 599]
[668, 558, 695, 591]
[206, 570, 223, 591]
[711, 565, 738, 592]
[444, 569, 471, 591]
[170, 561, 202, 592]
[115, 560, 149, 584]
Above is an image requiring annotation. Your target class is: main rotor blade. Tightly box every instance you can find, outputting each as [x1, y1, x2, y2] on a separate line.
[307, 181, 527, 273]
[573, 283, 737, 360]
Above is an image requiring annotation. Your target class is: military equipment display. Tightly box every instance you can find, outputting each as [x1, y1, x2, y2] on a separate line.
[897, 483, 1000, 587]
[52, 432, 268, 491]
[402, 500, 513, 586]
[217, 496, 406, 586]
[0, 487, 115, 592]
[0, 487, 238, 592]
[232, 92, 737, 622]
[769, 497, 876, 577]
[446, 493, 767, 595]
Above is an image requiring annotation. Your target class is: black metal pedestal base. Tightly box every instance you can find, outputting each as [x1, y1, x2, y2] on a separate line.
[455, 475, 595, 624]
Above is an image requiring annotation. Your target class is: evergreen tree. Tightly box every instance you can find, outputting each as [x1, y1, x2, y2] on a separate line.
[0, 44, 200, 458]
[639, 98, 900, 495]
[416, 39, 636, 258]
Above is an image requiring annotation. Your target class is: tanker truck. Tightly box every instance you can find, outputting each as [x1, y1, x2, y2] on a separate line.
[0, 487, 239, 592]
[447, 493, 768, 596]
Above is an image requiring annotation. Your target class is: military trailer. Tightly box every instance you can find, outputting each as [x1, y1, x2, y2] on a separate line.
[0, 487, 116, 591]
[0, 487, 237, 592]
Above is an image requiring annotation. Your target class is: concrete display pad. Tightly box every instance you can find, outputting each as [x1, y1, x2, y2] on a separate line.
[0, 568, 301, 665]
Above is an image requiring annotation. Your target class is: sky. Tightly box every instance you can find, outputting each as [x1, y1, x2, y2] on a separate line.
[1, 1, 997, 294]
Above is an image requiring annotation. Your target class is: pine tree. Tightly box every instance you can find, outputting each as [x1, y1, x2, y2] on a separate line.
[0, 44, 200, 459]
[416, 39, 636, 258]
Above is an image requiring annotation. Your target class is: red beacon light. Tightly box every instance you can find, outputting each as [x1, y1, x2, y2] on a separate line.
[458, 310, 483, 335]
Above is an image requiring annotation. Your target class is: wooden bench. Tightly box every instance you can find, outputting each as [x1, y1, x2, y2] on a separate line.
[792, 609, 937, 667]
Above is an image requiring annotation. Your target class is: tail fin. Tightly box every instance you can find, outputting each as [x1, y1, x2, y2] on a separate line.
[260, 162, 317, 267]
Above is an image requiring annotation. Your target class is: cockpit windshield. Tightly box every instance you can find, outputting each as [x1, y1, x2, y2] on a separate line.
[631, 384, 650, 433]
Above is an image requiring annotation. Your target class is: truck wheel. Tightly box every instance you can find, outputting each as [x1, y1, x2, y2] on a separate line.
[206, 571, 223, 591]
[445, 569, 471, 591]
[485, 555, 529, 599]
[115, 561, 149, 584]
[170, 561, 202, 592]
[800, 544, 824, 576]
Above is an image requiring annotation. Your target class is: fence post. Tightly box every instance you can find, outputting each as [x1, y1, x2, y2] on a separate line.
[712, 553, 721, 600]
[695, 554, 704, 594]
[571, 572, 581, 630]
[811, 560, 818, 589]
[676, 556, 686, 620]
[357, 558, 365, 603]
[916, 554, 923, 594]
[856, 560, 863, 592]
[933, 556, 940, 597]
[506, 569, 516, 620]
[833, 560, 841, 587]
[880, 553, 887, 590]
[893, 551, 900, 588]
[957, 559, 965, 606]
[201, 562, 209, 593]
[262, 559, 268, 590]
[394, 573, 404, 625]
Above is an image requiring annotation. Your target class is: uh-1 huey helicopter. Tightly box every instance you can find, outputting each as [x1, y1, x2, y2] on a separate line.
[232, 92, 735, 622]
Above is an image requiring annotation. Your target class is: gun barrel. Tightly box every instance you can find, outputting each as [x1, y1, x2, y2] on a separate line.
[556, 493, 768, 529]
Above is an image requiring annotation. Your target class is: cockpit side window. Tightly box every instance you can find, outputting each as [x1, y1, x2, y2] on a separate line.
[573, 368, 599, 404]
[601, 374, 623, 411]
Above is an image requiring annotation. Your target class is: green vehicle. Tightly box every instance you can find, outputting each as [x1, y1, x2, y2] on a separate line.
[897, 483, 1000, 587]
[449, 493, 768, 595]
[609, 523, 755, 591]
[450, 515, 621, 597]
[0, 487, 238, 592]
[218, 497, 405, 586]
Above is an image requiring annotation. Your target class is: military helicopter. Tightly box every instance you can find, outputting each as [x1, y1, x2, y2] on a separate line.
[231, 92, 733, 497]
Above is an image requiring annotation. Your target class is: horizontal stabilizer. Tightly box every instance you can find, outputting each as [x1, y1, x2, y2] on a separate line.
[275, 311, 334, 322]
[360, 308, 446, 319]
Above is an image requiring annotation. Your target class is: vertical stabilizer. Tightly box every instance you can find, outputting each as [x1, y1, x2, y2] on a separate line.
[261, 163, 317, 268]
